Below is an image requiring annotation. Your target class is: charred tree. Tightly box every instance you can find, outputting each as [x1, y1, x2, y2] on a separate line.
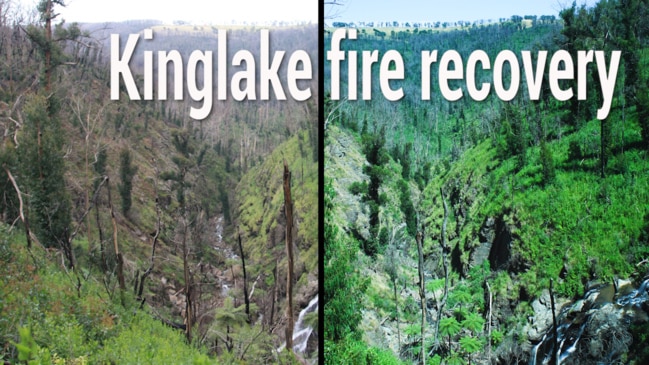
[434, 188, 449, 348]
[106, 177, 125, 293]
[238, 227, 250, 324]
[136, 165, 161, 306]
[182, 214, 194, 343]
[550, 279, 559, 365]
[283, 161, 295, 353]
[416, 229, 426, 365]
[94, 181, 107, 272]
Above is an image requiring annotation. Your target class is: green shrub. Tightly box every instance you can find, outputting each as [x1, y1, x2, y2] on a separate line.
[324, 338, 402, 365]
[12, 327, 51, 365]
[349, 181, 368, 195]
[36, 316, 95, 360]
[366, 346, 402, 365]
[490, 330, 504, 346]
[568, 140, 582, 162]
[118, 148, 137, 216]
[540, 140, 555, 186]
[93, 313, 210, 364]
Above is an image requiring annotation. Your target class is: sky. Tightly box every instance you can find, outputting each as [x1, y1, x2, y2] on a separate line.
[9, 0, 600, 26]
[327, 0, 598, 25]
[12, 0, 318, 24]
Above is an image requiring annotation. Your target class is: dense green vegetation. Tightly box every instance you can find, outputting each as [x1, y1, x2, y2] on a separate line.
[324, 1, 649, 363]
[0, 227, 212, 364]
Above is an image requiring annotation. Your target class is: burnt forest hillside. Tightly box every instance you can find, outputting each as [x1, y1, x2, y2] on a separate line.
[0, 1, 317, 363]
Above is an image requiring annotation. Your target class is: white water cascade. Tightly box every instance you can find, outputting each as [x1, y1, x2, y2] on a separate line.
[277, 295, 319, 355]
[530, 277, 649, 364]
[292, 295, 319, 353]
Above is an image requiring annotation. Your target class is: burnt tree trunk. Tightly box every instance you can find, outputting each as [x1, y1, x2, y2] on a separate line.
[486, 281, 493, 360]
[283, 161, 295, 353]
[394, 275, 400, 347]
[434, 188, 449, 348]
[182, 214, 193, 342]
[238, 228, 250, 324]
[137, 176, 161, 305]
[550, 279, 559, 365]
[94, 183, 106, 272]
[416, 230, 426, 365]
[106, 177, 125, 292]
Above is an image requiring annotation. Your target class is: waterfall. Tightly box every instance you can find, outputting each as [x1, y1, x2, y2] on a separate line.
[215, 215, 223, 244]
[292, 295, 319, 353]
[277, 295, 319, 355]
[529, 277, 649, 364]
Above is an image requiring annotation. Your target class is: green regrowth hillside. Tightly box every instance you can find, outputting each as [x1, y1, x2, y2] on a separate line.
[421, 114, 649, 299]
[235, 129, 319, 307]
[0, 224, 213, 364]
[324, 1, 649, 363]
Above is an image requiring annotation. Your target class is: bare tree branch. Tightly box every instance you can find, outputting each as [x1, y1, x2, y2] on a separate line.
[3, 165, 38, 247]
[68, 175, 108, 243]
[325, 0, 348, 19]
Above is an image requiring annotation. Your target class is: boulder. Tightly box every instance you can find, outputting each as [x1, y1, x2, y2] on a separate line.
[526, 289, 569, 342]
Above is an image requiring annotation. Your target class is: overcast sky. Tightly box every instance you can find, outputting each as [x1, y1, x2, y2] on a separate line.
[327, 0, 598, 24]
[12, 0, 318, 24]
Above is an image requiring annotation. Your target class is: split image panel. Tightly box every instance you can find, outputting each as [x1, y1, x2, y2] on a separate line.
[0, 0, 318, 363]
[322, 1, 649, 364]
